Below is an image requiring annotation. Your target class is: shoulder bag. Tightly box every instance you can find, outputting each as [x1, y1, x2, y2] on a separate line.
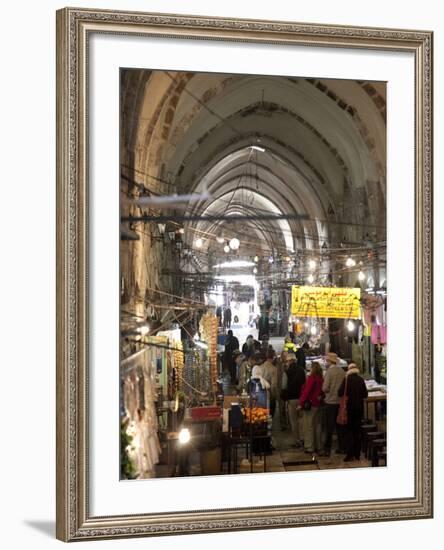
[337, 376, 348, 425]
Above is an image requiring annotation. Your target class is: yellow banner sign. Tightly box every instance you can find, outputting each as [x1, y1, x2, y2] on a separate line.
[291, 286, 361, 319]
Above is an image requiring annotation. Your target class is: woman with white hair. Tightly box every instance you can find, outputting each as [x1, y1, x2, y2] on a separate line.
[248, 364, 270, 409]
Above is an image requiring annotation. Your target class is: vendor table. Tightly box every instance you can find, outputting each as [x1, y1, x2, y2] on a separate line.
[365, 391, 387, 420]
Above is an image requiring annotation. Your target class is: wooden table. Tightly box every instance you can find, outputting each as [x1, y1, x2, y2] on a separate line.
[365, 391, 387, 420]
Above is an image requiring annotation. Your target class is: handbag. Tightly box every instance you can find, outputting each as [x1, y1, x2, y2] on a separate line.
[337, 376, 349, 425]
[301, 379, 314, 411]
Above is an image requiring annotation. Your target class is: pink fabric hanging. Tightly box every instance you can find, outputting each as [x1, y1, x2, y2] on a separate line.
[371, 324, 387, 344]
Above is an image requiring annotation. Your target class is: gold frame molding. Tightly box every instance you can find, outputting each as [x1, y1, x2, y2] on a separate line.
[56, 7, 433, 542]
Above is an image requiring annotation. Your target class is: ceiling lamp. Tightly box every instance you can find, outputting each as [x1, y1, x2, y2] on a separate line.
[254, 255, 259, 263]
[358, 271, 366, 281]
[177, 227, 185, 234]
[195, 238, 203, 248]
[253, 267, 258, 274]
[347, 320, 355, 332]
[284, 256, 291, 262]
[137, 325, 150, 336]
[307, 274, 315, 284]
[310, 326, 317, 336]
[229, 237, 240, 250]
[178, 428, 191, 444]
[308, 259, 316, 270]
[224, 244, 230, 253]
[345, 257, 356, 267]
[216, 236, 225, 244]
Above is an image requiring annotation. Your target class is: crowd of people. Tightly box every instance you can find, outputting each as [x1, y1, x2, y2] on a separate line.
[223, 333, 369, 462]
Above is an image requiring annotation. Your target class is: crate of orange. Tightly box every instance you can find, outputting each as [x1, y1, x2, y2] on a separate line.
[241, 407, 269, 435]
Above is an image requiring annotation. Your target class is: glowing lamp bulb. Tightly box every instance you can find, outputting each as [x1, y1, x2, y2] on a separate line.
[308, 259, 316, 270]
[307, 274, 314, 284]
[254, 255, 259, 263]
[310, 326, 317, 336]
[224, 245, 230, 253]
[345, 257, 356, 267]
[347, 320, 355, 332]
[229, 237, 240, 250]
[216, 236, 225, 244]
[178, 428, 191, 444]
[195, 238, 203, 248]
[253, 267, 258, 274]
[358, 271, 366, 281]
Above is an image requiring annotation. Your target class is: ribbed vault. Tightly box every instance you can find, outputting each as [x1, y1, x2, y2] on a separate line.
[121, 68, 386, 282]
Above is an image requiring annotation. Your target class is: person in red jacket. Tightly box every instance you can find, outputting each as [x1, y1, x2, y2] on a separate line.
[298, 361, 324, 453]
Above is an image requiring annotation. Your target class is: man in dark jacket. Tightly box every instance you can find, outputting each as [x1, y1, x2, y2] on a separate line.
[283, 360, 306, 447]
[258, 310, 270, 341]
[242, 334, 260, 358]
[224, 307, 232, 329]
[338, 363, 368, 461]
[224, 329, 239, 384]
[296, 342, 309, 369]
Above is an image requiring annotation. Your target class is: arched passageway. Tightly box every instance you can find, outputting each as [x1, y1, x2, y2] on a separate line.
[119, 69, 387, 479]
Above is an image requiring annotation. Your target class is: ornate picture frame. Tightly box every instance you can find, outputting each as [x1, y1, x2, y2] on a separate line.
[56, 7, 433, 542]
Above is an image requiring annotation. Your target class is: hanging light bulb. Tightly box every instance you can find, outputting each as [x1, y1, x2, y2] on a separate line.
[138, 325, 150, 336]
[223, 244, 230, 253]
[284, 256, 291, 262]
[345, 257, 356, 267]
[178, 428, 191, 444]
[229, 237, 240, 250]
[358, 271, 366, 281]
[307, 274, 314, 284]
[310, 325, 317, 336]
[308, 259, 316, 270]
[195, 238, 203, 248]
[347, 320, 355, 332]
[268, 256, 274, 264]
[216, 236, 225, 244]
[254, 255, 259, 263]
[177, 227, 185, 234]
[253, 267, 258, 274]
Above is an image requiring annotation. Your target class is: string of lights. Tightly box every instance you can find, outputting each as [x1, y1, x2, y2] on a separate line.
[121, 169, 386, 252]
[131, 219, 386, 255]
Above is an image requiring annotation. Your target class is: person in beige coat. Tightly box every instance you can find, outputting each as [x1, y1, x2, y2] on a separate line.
[260, 349, 279, 418]
[320, 352, 346, 456]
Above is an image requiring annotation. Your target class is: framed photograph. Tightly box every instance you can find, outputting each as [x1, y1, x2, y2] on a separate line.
[56, 7, 433, 542]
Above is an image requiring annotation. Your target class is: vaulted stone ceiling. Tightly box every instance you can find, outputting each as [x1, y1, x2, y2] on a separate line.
[121, 69, 386, 267]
